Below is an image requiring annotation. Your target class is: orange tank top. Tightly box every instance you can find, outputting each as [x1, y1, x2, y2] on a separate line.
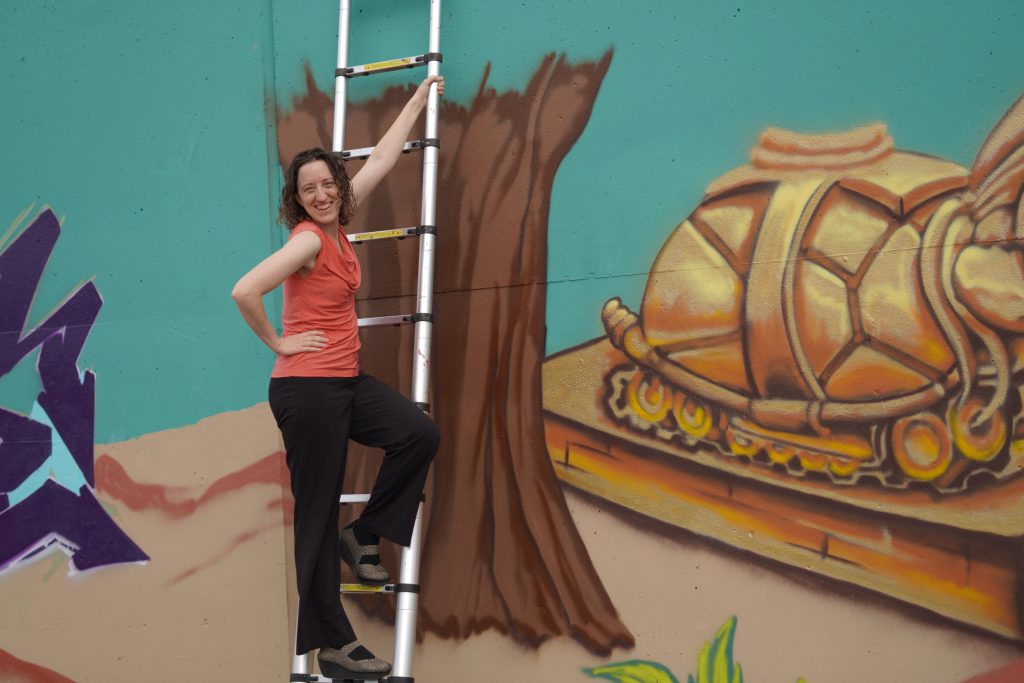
[271, 221, 362, 378]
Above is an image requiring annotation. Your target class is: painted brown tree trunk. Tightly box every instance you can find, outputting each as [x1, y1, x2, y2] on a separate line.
[276, 52, 633, 655]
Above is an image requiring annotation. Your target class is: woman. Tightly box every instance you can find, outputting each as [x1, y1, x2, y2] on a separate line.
[231, 75, 443, 679]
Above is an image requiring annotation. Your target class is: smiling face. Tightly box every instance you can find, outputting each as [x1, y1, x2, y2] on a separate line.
[296, 159, 341, 231]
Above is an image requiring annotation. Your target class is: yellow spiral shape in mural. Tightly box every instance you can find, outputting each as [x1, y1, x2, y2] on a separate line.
[766, 442, 795, 465]
[828, 456, 860, 477]
[891, 413, 953, 481]
[672, 393, 713, 438]
[726, 429, 761, 458]
[796, 450, 830, 473]
[949, 397, 1007, 462]
[627, 372, 671, 423]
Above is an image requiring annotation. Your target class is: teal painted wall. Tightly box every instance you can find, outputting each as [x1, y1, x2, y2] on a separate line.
[4, 2, 1024, 682]
[3, 0, 1023, 440]
[546, 1, 1024, 354]
[1, 1, 281, 441]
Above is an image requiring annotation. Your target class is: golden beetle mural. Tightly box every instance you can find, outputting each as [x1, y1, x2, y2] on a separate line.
[601, 97, 1024, 493]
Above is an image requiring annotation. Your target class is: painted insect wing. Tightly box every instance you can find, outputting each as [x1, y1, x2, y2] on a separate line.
[638, 150, 969, 405]
[639, 185, 769, 397]
[794, 152, 968, 402]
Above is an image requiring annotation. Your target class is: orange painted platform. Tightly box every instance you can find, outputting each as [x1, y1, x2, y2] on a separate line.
[543, 338, 1024, 640]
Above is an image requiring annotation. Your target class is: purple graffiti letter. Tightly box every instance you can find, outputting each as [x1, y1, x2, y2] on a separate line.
[0, 209, 147, 573]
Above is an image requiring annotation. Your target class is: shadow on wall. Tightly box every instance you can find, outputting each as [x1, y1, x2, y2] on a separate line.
[543, 95, 1024, 641]
[276, 51, 635, 655]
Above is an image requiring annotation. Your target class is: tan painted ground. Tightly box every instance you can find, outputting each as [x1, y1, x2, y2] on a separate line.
[369, 489, 1023, 683]
[1, 404, 1020, 681]
[0, 405, 292, 681]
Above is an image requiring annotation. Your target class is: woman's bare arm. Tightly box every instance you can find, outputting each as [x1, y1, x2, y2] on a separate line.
[350, 75, 444, 206]
[230, 231, 328, 355]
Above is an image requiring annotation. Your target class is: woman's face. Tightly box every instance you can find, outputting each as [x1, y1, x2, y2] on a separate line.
[296, 160, 341, 230]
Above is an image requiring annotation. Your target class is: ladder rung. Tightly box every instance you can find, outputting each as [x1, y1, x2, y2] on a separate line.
[291, 676, 375, 682]
[339, 493, 371, 503]
[340, 52, 441, 78]
[341, 583, 396, 594]
[357, 314, 410, 328]
[348, 227, 419, 243]
[357, 312, 433, 328]
[340, 138, 437, 160]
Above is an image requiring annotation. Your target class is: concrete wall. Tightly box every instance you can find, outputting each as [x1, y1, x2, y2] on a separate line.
[2, 1, 1024, 681]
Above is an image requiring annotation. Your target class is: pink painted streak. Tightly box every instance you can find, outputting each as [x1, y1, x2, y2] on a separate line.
[962, 661, 1024, 683]
[94, 451, 289, 518]
[93, 450, 295, 585]
[0, 648, 75, 682]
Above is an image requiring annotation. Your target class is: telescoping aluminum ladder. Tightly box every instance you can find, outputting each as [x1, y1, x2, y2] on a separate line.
[289, 1, 442, 682]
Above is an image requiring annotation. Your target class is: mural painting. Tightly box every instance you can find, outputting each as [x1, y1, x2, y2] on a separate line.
[0, 397, 294, 679]
[544, 95, 1024, 637]
[0, 207, 151, 677]
[275, 51, 637, 654]
[4, 1, 1024, 678]
[0, 209, 294, 679]
[964, 660, 1024, 683]
[0, 208, 147, 576]
[584, 617, 806, 683]
[0, 646, 74, 683]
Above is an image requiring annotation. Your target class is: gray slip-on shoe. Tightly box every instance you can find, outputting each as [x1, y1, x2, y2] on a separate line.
[339, 526, 390, 585]
[318, 641, 391, 679]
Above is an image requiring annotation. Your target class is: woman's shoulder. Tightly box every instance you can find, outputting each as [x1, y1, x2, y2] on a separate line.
[280, 223, 323, 263]
[289, 221, 326, 244]
[292, 220, 322, 235]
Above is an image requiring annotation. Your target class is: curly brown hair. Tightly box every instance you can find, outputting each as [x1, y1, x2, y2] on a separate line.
[278, 148, 356, 230]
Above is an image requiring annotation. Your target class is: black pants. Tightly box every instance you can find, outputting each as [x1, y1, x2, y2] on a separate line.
[268, 373, 439, 655]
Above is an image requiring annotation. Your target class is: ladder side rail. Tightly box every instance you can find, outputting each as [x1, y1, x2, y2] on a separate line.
[390, 501, 426, 681]
[410, 0, 443, 409]
[332, 0, 351, 152]
[394, 6, 442, 678]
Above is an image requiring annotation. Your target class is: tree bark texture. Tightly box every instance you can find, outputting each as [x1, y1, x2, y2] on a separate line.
[276, 51, 634, 655]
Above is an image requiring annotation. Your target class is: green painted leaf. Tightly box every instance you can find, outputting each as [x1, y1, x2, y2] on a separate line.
[584, 660, 680, 683]
[696, 641, 711, 683]
[688, 617, 743, 683]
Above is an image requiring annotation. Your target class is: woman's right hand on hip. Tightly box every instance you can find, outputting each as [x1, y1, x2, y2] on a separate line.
[275, 330, 328, 356]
